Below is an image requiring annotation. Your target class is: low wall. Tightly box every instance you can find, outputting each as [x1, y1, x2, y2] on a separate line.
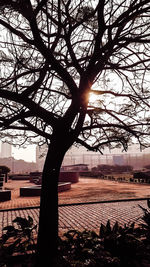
[0, 174, 5, 189]
[0, 190, 11, 201]
[59, 172, 79, 183]
[29, 176, 42, 184]
[20, 186, 41, 197]
[58, 182, 71, 192]
[9, 175, 30, 180]
[29, 172, 79, 185]
[20, 182, 71, 197]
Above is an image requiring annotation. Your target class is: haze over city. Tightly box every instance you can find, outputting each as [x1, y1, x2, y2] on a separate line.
[12, 145, 36, 162]
[1, 141, 150, 174]
[7, 142, 150, 163]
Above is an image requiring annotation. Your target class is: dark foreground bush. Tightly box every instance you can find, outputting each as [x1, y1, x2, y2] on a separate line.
[1, 205, 150, 266]
[0, 216, 37, 267]
[58, 221, 150, 267]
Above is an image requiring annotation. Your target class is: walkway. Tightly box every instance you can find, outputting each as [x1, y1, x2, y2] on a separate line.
[0, 199, 148, 236]
[1, 179, 150, 237]
[2, 178, 150, 209]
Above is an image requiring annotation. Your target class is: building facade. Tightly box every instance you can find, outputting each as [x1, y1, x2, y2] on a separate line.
[1, 142, 12, 158]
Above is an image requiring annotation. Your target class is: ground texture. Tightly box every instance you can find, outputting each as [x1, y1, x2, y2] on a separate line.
[1, 177, 150, 209]
[0, 178, 150, 236]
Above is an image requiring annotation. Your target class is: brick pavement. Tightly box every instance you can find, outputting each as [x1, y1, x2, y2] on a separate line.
[0, 180, 40, 210]
[0, 199, 148, 236]
[1, 179, 150, 238]
[2, 178, 150, 210]
[59, 199, 147, 234]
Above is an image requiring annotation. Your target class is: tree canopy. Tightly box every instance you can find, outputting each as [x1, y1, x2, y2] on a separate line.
[0, 1, 150, 265]
[0, 165, 10, 174]
[0, 0, 150, 152]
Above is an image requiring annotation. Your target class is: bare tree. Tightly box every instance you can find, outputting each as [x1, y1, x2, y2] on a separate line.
[0, 0, 150, 265]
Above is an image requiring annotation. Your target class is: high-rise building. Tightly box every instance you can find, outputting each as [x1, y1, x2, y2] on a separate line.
[1, 142, 12, 158]
[36, 145, 48, 171]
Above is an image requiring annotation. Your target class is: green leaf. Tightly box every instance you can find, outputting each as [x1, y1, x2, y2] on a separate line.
[1, 233, 9, 243]
[99, 223, 107, 238]
[28, 216, 33, 227]
[6, 238, 21, 255]
[112, 221, 119, 233]
[106, 220, 111, 233]
[3, 225, 15, 232]
[13, 217, 30, 229]
[147, 199, 150, 209]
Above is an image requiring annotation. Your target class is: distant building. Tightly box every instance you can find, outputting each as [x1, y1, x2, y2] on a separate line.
[62, 145, 102, 168]
[61, 164, 89, 171]
[36, 143, 150, 171]
[1, 142, 12, 158]
[36, 145, 48, 171]
[113, 155, 124, 165]
[0, 157, 37, 173]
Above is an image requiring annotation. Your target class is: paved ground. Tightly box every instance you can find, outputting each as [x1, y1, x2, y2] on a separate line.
[1, 180, 40, 209]
[1, 177, 150, 209]
[0, 199, 148, 236]
[1, 178, 150, 237]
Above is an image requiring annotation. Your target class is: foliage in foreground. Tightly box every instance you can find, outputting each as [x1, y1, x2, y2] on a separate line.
[1, 205, 150, 266]
[0, 216, 37, 267]
[59, 220, 150, 267]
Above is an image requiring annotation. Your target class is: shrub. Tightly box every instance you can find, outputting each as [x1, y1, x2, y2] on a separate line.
[0, 166, 10, 174]
[58, 229, 120, 266]
[1, 204, 150, 266]
[0, 216, 37, 266]
[58, 204, 150, 266]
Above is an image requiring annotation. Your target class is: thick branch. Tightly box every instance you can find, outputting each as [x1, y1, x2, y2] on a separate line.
[21, 63, 49, 97]
[0, 19, 34, 45]
[0, 89, 58, 127]
[20, 118, 51, 140]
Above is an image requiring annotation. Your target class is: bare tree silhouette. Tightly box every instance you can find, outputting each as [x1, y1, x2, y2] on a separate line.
[0, 0, 150, 265]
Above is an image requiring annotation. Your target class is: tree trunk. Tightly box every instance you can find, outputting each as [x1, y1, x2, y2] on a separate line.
[36, 136, 70, 266]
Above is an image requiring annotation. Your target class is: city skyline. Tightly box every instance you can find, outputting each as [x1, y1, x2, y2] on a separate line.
[35, 143, 150, 171]
[1, 142, 12, 158]
[0, 141, 36, 163]
[0, 141, 150, 167]
[12, 145, 36, 163]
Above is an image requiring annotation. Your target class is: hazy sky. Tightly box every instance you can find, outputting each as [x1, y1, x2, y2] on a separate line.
[12, 145, 36, 162]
